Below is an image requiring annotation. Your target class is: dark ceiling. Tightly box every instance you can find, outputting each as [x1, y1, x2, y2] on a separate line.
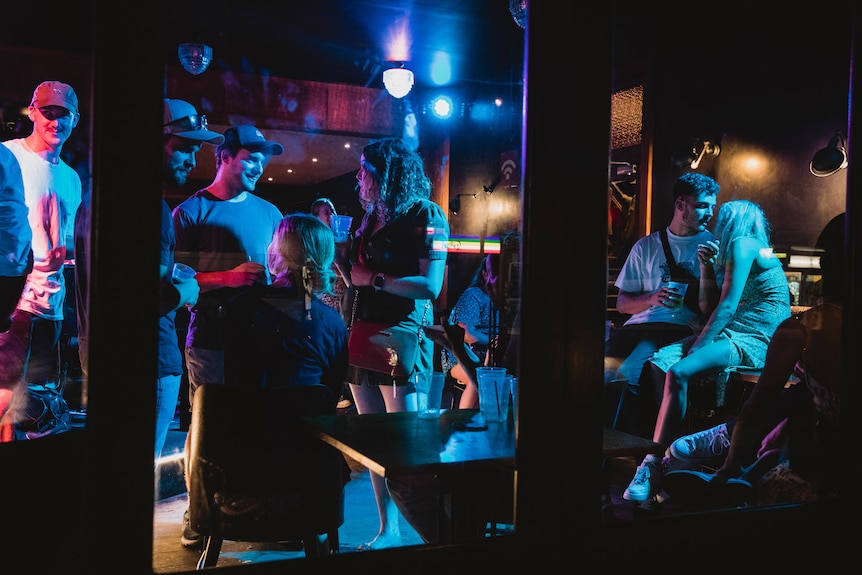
[3, 1, 526, 186]
[3, 1, 525, 91]
[161, 0, 526, 186]
[165, 0, 525, 91]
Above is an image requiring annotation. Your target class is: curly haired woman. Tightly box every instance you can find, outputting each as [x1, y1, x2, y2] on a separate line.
[338, 138, 449, 550]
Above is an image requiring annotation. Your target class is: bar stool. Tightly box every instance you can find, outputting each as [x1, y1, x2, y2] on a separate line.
[685, 366, 762, 434]
[607, 377, 631, 430]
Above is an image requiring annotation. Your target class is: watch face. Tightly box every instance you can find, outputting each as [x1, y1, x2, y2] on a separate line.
[374, 274, 385, 289]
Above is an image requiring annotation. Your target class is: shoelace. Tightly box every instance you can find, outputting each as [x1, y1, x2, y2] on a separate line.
[632, 462, 652, 483]
[684, 427, 729, 456]
[710, 430, 730, 455]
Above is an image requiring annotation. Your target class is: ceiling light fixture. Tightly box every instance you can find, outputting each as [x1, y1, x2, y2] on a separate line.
[383, 62, 414, 98]
[178, 42, 213, 75]
[810, 131, 848, 177]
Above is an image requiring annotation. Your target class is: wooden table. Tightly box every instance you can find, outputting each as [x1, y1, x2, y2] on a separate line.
[302, 409, 516, 543]
[602, 427, 664, 458]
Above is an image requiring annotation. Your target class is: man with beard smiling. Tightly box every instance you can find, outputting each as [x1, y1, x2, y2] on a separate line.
[172, 125, 284, 416]
[171, 124, 284, 549]
[151, 98, 222, 459]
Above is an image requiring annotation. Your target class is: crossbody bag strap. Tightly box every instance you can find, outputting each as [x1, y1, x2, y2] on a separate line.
[659, 228, 676, 269]
[348, 288, 359, 330]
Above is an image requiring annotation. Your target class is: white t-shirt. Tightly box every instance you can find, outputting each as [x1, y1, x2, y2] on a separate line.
[0, 144, 32, 277]
[3, 138, 82, 320]
[614, 227, 717, 331]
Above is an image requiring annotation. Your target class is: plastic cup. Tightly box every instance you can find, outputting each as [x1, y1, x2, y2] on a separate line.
[508, 376, 517, 421]
[662, 281, 688, 311]
[330, 214, 353, 243]
[477, 368, 511, 423]
[413, 371, 446, 419]
[172, 262, 196, 283]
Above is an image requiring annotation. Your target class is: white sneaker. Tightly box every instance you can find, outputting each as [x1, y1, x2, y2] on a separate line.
[669, 423, 730, 464]
[623, 459, 661, 501]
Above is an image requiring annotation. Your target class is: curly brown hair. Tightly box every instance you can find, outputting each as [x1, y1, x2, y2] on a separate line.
[360, 138, 432, 220]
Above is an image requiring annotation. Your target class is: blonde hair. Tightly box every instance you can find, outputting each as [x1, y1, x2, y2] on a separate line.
[267, 212, 336, 295]
[713, 200, 771, 267]
[311, 197, 336, 217]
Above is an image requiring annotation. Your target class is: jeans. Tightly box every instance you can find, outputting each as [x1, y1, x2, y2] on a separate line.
[155, 373, 182, 460]
[1, 309, 62, 387]
[604, 322, 693, 390]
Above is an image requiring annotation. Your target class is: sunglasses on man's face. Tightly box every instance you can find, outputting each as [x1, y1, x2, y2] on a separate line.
[164, 114, 209, 135]
[37, 107, 74, 121]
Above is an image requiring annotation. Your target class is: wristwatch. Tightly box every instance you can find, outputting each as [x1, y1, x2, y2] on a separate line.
[372, 274, 386, 292]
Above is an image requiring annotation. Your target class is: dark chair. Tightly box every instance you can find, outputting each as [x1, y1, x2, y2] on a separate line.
[186, 383, 348, 569]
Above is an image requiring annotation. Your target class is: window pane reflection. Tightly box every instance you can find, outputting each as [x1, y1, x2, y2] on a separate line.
[0, 25, 91, 440]
[604, 4, 846, 522]
[155, 1, 524, 569]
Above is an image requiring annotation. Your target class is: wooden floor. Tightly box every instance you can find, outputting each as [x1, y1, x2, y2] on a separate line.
[152, 435, 425, 573]
[152, 420, 740, 570]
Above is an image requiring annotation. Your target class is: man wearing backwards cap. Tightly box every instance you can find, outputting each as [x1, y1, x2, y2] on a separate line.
[171, 124, 283, 548]
[0, 80, 82, 433]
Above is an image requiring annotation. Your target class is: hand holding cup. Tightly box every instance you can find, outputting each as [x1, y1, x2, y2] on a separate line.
[330, 214, 353, 243]
[698, 240, 720, 265]
[171, 263, 199, 307]
[659, 281, 687, 311]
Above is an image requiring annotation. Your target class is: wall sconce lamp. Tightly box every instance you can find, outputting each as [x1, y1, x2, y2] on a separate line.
[672, 139, 720, 169]
[690, 141, 720, 169]
[383, 62, 414, 98]
[611, 161, 637, 183]
[178, 42, 213, 75]
[810, 132, 848, 177]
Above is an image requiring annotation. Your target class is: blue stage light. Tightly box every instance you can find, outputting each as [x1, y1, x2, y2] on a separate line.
[430, 95, 454, 119]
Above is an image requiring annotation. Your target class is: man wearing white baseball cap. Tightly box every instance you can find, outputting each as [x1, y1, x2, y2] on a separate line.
[1, 80, 82, 438]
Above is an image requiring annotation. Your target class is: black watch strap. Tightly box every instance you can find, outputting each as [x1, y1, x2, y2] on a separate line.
[373, 274, 385, 291]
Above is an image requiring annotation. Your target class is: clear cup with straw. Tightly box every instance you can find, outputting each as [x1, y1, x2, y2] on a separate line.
[476, 367, 509, 423]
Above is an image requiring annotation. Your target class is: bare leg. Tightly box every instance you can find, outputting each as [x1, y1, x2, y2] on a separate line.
[350, 378, 413, 550]
[653, 366, 688, 447]
[652, 340, 732, 447]
[458, 381, 479, 409]
[361, 471, 402, 550]
[449, 363, 478, 408]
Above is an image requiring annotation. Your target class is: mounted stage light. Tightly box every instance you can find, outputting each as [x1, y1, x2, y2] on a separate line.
[430, 95, 454, 119]
[671, 138, 720, 169]
[383, 63, 414, 98]
[178, 42, 213, 75]
[810, 132, 848, 177]
[449, 197, 461, 214]
[449, 193, 477, 215]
